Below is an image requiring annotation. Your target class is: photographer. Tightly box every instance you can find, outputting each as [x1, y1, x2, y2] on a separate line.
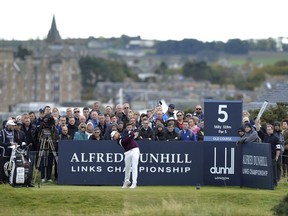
[38, 106, 59, 183]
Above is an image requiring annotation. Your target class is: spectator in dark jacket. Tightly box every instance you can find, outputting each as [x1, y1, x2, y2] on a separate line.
[164, 122, 178, 141]
[67, 117, 78, 139]
[59, 126, 71, 140]
[155, 123, 166, 141]
[138, 120, 154, 141]
[89, 127, 103, 141]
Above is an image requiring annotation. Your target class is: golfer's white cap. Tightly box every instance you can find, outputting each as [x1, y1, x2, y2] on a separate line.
[110, 131, 117, 139]
[6, 120, 16, 126]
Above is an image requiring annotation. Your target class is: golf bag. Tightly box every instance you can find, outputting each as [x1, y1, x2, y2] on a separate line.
[4, 143, 32, 186]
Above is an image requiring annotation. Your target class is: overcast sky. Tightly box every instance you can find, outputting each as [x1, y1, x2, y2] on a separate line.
[1, 0, 288, 42]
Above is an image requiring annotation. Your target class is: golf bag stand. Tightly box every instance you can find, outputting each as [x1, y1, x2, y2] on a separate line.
[4, 143, 32, 187]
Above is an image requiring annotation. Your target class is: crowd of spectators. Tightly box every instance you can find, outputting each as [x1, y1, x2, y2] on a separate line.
[0, 101, 205, 184]
[1, 101, 288, 185]
[237, 110, 288, 186]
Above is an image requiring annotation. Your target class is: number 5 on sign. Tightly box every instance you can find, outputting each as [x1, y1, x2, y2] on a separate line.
[204, 100, 242, 142]
[218, 105, 228, 123]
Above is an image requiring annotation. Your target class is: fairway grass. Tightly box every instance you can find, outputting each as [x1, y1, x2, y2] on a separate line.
[1, 180, 288, 216]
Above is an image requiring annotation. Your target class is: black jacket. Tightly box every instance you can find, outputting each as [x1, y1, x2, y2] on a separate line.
[258, 130, 280, 159]
[138, 127, 155, 140]
[21, 124, 38, 151]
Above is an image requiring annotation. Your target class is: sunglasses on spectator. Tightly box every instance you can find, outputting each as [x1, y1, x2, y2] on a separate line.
[124, 107, 129, 109]
[74, 111, 80, 113]
[177, 115, 182, 117]
[196, 108, 202, 110]
[81, 126, 86, 129]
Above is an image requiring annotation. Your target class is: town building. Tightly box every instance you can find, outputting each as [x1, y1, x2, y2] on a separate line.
[0, 16, 81, 112]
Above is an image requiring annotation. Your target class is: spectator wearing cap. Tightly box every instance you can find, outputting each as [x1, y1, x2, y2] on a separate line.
[185, 113, 193, 120]
[0, 119, 17, 183]
[237, 126, 245, 138]
[237, 122, 261, 145]
[36, 108, 45, 127]
[193, 104, 204, 126]
[117, 121, 125, 135]
[164, 104, 176, 119]
[166, 117, 180, 133]
[86, 121, 94, 138]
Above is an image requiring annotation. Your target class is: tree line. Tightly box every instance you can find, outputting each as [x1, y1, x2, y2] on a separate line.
[154, 38, 288, 55]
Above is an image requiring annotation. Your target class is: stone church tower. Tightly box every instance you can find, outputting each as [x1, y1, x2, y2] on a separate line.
[46, 15, 62, 44]
[0, 15, 81, 113]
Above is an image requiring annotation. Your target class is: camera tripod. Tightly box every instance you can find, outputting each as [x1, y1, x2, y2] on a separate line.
[33, 129, 58, 184]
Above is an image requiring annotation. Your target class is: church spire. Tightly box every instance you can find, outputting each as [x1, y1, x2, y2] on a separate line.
[46, 15, 62, 44]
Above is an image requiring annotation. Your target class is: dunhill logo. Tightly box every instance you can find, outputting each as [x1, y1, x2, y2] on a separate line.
[210, 147, 235, 175]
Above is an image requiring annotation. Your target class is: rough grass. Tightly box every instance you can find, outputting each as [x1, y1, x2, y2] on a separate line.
[0, 180, 287, 216]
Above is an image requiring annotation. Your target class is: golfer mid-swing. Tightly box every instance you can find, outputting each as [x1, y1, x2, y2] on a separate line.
[111, 130, 140, 189]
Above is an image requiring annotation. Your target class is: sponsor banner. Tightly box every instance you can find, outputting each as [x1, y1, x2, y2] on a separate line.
[58, 140, 203, 186]
[58, 140, 273, 189]
[241, 142, 274, 190]
[203, 142, 242, 186]
[204, 100, 242, 142]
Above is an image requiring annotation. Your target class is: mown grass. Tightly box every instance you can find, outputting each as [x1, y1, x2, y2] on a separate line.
[226, 52, 288, 66]
[1, 180, 288, 216]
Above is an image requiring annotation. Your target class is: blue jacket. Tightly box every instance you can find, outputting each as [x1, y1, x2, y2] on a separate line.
[73, 131, 88, 140]
[178, 129, 196, 141]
